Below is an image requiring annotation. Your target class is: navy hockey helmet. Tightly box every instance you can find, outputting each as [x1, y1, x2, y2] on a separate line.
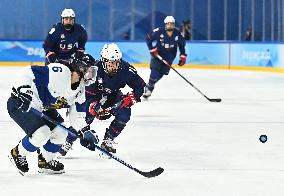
[69, 54, 97, 85]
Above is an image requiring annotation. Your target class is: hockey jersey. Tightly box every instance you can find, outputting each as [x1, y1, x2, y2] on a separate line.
[85, 60, 145, 106]
[12, 63, 87, 130]
[146, 27, 186, 64]
[43, 23, 87, 61]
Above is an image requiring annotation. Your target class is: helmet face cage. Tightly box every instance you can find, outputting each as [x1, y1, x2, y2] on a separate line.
[102, 57, 121, 76]
[84, 66, 97, 86]
[100, 43, 122, 76]
[164, 16, 175, 31]
[70, 54, 96, 83]
[61, 9, 75, 29]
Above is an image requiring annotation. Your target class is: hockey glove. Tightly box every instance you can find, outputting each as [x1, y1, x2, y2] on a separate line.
[178, 54, 187, 66]
[149, 47, 159, 58]
[73, 50, 84, 59]
[12, 85, 33, 112]
[79, 125, 99, 151]
[46, 51, 57, 63]
[120, 91, 137, 108]
[89, 101, 111, 120]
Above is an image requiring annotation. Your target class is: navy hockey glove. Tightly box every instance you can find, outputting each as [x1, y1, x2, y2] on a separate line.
[120, 91, 137, 108]
[178, 54, 187, 66]
[73, 50, 84, 59]
[12, 85, 33, 112]
[46, 51, 57, 63]
[79, 125, 99, 151]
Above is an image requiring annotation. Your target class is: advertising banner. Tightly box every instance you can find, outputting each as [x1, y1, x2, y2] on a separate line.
[230, 43, 284, 68]
[0, 41, 283, 71]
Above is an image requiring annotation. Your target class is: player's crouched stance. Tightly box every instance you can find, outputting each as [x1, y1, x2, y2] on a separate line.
[7, 54, 98, 175]
[59, 43, 145, 156]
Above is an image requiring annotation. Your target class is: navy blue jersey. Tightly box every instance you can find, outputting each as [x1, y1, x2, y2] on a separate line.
[146, 27, 186, 64]
[43, 23, 87, 61]
[85, 60, 145, 105]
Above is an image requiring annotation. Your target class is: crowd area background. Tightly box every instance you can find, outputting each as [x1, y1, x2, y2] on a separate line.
[0, 0, 283, 41]
[0, 0, 283, 73]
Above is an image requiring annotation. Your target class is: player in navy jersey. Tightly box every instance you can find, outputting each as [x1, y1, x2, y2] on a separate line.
[43, 8, 88, 65]
[59, 43, 145, 155]
[143, 16, 187, 99]
[7, 54, 98, 175]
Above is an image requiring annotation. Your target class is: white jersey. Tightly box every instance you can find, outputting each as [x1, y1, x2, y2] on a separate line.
[13, 63, 87, 130]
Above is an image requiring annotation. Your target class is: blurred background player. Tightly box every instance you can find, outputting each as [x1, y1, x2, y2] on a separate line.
[59, 43, 145, 156]
[143, 16, 187, 99]
[180, 19, 192, 40]
[7, 54, 98, 175]
[43, 8, 88, 65]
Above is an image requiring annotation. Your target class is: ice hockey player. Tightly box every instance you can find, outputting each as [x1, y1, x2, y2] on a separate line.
[43, 8, 88, 65]
[143, 15, 187, 99]
[7, 54, 98, 175]
[59, 43, 145, 156]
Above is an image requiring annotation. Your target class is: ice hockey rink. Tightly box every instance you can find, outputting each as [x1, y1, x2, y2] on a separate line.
[0, 66, 284, 196]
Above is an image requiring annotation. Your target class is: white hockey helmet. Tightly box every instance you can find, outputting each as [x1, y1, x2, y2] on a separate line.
[100, 43, 122, 76]
[164, 16, 175, 24]
[61, 8, 75, 18]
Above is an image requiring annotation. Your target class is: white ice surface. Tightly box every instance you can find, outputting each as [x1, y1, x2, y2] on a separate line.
[0, 67, 284, 196]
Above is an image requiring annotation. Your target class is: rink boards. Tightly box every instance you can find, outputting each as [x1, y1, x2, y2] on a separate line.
[0, 41, 284, 73]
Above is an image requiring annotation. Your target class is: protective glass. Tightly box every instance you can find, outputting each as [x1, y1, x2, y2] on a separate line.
[84, 66, 97, 86]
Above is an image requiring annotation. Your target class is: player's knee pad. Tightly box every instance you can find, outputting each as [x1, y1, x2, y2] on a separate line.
[29, 125, 51, 147]
[49, 125, 68, 145]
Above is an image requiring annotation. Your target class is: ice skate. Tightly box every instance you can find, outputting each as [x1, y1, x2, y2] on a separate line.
[38, 153, 65, 174]
[99, 137, 117, 158]
[143, 86, 152, 99]
[101, 137, 116, 153]
[8, 145, 29, 175]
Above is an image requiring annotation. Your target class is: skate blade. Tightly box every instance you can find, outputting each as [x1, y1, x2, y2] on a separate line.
[8, 155, 26, 176]
[38, 168, 65, 174]
[142, 95, 150, 99]
[56, 153, 67, 159]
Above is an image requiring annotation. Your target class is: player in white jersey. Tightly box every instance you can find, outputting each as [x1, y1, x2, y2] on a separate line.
[7, 54, 98, 175]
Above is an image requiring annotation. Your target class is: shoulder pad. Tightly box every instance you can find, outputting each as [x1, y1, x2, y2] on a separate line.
[49, 28, 56, 35]
[121, 60, 137, 75]
[153, 27, 160, 32]
[49, 23, 61, 34]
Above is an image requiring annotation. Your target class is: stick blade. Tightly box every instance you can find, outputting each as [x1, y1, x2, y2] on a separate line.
[137, 167, 164, 178]
[209, 98, 222, 102]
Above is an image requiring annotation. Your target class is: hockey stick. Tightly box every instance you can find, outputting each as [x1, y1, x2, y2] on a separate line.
[30, 107, 164, 178]
[156, 55, 222, 102]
